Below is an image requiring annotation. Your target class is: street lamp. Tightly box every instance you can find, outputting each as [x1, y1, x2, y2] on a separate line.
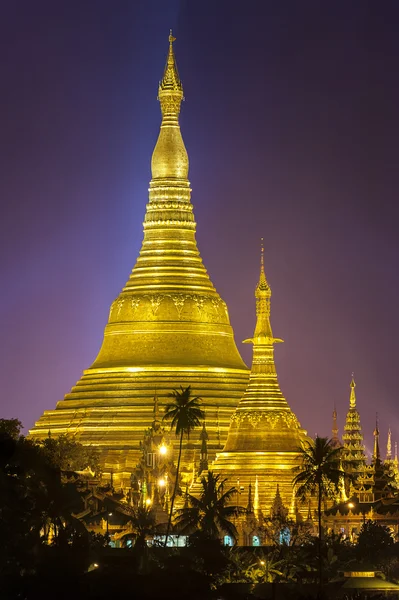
[159, 444, 167, 456]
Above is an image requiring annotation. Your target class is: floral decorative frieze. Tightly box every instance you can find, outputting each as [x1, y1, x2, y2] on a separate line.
[231, 410, 301, 430]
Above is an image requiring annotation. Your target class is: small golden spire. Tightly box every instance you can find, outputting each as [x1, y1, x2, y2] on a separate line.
[373, 413, 380, 463]
[386, 427, 392, 461]
[158, 30, 183, 111]
[256, 238, 271, 297]
[151, 32, 188, 180]
[349, 375, 356, 409]
[244, 242, 282, 345]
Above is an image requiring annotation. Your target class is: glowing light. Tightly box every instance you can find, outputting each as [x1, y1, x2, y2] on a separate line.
[158, 478, 166, 487]
[94, 563, 99, 568]
[159, 444, 167, 455]
[260, 560, 265, 566]
[145, 498, 152, 506]
[348, 502, 354, 509]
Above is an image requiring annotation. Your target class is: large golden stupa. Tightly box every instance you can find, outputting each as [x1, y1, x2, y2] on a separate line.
[30, 34, 249, 483]
[211, 246, 308, 514]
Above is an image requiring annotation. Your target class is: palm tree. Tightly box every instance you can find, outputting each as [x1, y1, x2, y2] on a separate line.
[174, 470, 244, 542]
[163, 385, 204, 546]
[129, 504, 157, 550]
[244, 551, 285, 583]
[293, 436, 351, 589]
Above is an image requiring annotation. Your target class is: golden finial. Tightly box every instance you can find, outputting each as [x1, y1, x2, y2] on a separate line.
[261, 237, 264, 267]
[349, 375, 356, 409]
[387, 427, 392, 460]
[373, 412, 380, 462]
[159, 31, 183, 98]
[256, 238, 270, 296]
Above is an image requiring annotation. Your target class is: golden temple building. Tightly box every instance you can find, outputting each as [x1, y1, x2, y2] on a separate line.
[210, 245, 308, 515]
[30, 34, 249, 485]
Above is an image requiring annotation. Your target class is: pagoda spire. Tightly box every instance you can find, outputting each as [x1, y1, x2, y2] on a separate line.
[247, 481, 254, 514]
[232, 242, 299, 417]
[373, 414, 381, 465]
[386, 428, 392, 461]
[349, 376, 356, 409]
[342, 376, 367, 474]
[199, 422, 209, 473]
[210, 246, 307, 514]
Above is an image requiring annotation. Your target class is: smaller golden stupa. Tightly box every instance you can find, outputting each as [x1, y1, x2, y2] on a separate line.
[211, 243, 308, 514]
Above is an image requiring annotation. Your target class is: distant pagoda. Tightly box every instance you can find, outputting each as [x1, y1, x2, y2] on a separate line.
[210, 246, 308, 513]
[342, 377, 367, 474]
[30, 34, 249, 486]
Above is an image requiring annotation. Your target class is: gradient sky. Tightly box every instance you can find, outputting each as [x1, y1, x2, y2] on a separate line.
[1, 1, 398, 456]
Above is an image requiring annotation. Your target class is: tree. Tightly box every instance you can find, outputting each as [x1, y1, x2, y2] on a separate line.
[293, 436, 351, 589]
[163, 386, 204, 546]
[357, 520, 394, 564]
[244, 551, 284, 583]
[0, 418, 23, 440]
[40, 433, 100, 473]
[129, 504, 157, 551]
[174, 470, 244, 542]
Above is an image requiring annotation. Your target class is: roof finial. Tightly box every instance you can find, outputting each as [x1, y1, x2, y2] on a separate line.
[373, 412, 380, 463]
[256, 238, 270, 297]
[260, 237, 264, 268]
[386, 427, 392, 461]
[349, 375, 356, 409]
[158, 31, 183, 115]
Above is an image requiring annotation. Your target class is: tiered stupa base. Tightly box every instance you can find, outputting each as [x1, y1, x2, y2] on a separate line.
[31, 366, 248, 487]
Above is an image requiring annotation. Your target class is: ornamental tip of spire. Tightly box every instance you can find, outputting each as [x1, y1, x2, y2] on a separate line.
[374, 413, 379, 437]
[386, 427, 392, 459]
[256, 238, 271, 298]
[349, 375, 357, 409]
[200, 421, 209, 440]
[159, 30, 183, 97]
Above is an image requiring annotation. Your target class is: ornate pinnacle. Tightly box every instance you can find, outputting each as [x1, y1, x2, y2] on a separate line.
[256, 238, 271, 298]
[349, 376, 356, 409]
[247, 481, 254, 514]
[387, 428, 392, 461]
[373, 413, 380, 464]
[158, 30, 183, 116]
[250, 240, 277, 342]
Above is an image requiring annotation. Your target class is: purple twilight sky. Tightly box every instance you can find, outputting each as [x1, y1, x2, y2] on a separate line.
[1, 1, 398, 456]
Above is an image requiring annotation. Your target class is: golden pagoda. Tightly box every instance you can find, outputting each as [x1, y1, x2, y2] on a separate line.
[342, 377, 367, 473]
[30, 33, 249, 484]
[210, 244, 308, 513]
